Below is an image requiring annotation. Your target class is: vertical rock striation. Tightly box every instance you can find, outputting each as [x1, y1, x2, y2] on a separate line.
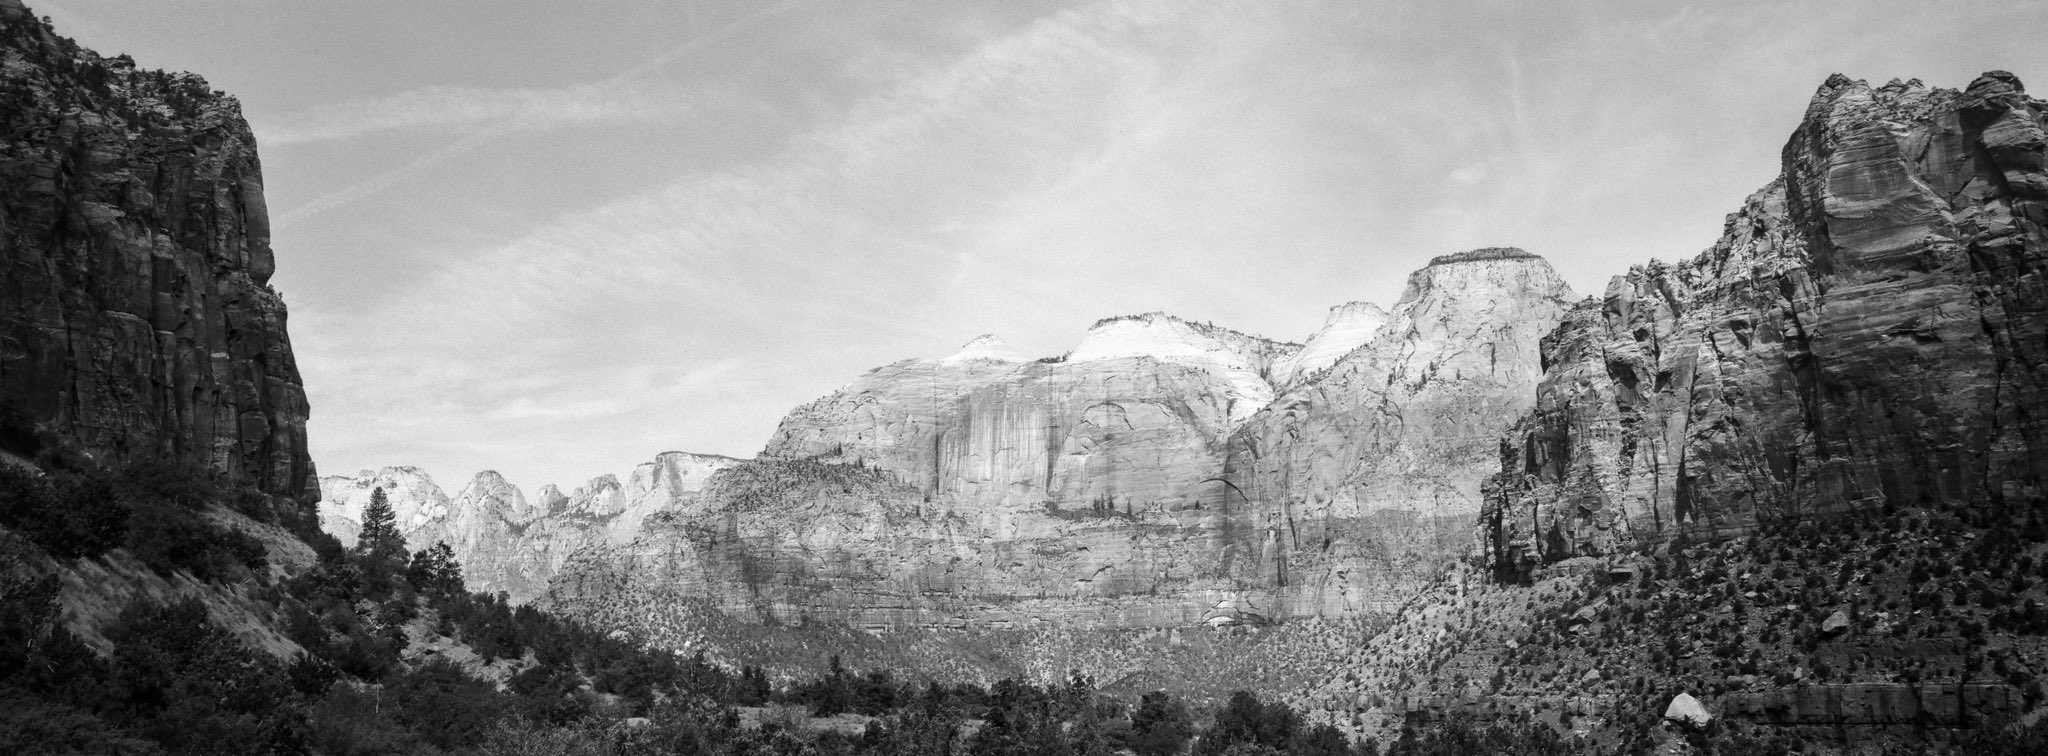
[1227, 249, 1575, 613]
[562, 253, 1571, 627]
[0, 3, 313, 499]
[1485, 73, 2048, 579]
[764, 318, 1295, 514]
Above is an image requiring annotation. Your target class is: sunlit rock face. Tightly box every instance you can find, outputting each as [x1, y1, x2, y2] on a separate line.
[0, 3, 314, 499]
[317, 452, 741, 601]
[765, 318, 1296, 515]
[551, 254, 1574, 628]
[1226, 248, 1576, 615]
[1271, 302, 1390, 390]
[317, 466, 451, 547]
[1485, 73, 2048, 579]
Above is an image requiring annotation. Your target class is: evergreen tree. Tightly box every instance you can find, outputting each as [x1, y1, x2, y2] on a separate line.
[355, 488, 408, 596]
[1127, 691, 1194, 756]
[356, 488, 404, 560]
[407, 541, 464, 597]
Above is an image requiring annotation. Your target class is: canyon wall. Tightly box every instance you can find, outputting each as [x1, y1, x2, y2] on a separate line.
[1227, 248, 1575, 614]
[1485, 73, 2048, 578]
[547, 252, 1573, 627]
[0, 3, 314, 499]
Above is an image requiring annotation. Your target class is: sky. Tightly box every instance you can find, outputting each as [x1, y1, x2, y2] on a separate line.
[31, 0, 2048, 494]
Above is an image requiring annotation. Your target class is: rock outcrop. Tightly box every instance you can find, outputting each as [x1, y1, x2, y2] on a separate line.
[1227, 248, 1575, 613]
[0, 2, 314, 499]
[1485, 73, 2048, 578]
[317, 451, 740, 601]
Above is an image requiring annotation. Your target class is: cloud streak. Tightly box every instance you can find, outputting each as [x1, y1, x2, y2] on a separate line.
[255, 81, 745, 145]
[273, 0, 802, 227]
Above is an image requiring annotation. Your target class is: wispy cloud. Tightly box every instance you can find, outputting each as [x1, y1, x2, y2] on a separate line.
[299, 0, 1211, 488]
[255, 81, 746, 145]
[274, 0, 801, 227]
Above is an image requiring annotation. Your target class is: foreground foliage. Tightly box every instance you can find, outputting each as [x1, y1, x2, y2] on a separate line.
[0, 457, 1383, 755]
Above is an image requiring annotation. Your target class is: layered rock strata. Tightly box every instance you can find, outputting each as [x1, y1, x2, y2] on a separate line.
[0, 2, 314, 499]
[1485, 73, 2048, 578]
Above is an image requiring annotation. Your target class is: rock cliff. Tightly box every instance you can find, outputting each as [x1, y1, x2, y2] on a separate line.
[0, 2, 314, 499]
[317, 451, 740, 601]
[550, 254, 1572, 627]
[1226, 249, 1576, 613]
[765, 315, 1298, 514]
[1485, 73, 2048, 578]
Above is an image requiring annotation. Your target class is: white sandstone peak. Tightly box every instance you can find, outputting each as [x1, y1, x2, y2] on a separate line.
[315, 466, 453, 548]
[1273, 301, 1391, 388]
[1398, 247, 1574, 309]
[1070, 313, 1295, 425]
[941, 333, 1026, 364]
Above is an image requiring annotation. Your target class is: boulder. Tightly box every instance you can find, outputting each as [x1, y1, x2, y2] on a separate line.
[1821, 609, 1851, 636]
[1663, 693, 1712, 729]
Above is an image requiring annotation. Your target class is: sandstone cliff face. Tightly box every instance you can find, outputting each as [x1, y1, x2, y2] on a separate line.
[545, 456, 1256, 630]
[718, 319, 1293, 626]
[317, 451, 740, 601]
[0, 3, 314, 499]
[1485, 73, 2048, 578]
[765, 315, 1295, 515]
[1271, 301, 1388, 391]
[1227, 249, 1576, 613]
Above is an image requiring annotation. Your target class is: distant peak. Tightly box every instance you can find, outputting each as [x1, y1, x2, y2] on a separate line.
[1427, 247, 1537, 266]
[653, 450, 747, 463]
[940, 333, 1025, 364]
[1327, 301, 1387, 318]
[1088, 311, 1173, 330]
[1086, 312, 1296, 348]
[960, 333, 1010, 350]
[1398, 247, 1572, 306]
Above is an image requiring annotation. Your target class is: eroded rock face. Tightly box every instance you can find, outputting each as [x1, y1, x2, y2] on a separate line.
[557, 254, 1571, 627]
[1485, 73, 2048, 578]
[1228, 248, 1575, 614]
[0, 3, 314, 499]
[544, 456, 1254, 630]
[1271, 301, 1388, 390]
[765, 316, 1295, 514]
[317, 452, 740, 601]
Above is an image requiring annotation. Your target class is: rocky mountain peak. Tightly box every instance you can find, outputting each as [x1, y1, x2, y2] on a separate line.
[939, 333, 1026, 364]
[1396, 247, 1574, 313]
[1070, 311, 1298, 423]
[1426, 246, 1537, 266]
[1271, 301, 1391, 389]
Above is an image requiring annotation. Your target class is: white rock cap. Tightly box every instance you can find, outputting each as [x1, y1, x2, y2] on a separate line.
[941, 333, 1026, 364]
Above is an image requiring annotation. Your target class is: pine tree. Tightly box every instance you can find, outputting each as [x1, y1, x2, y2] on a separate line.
[355, 487, 405, 564]
[355, 487, 409, 597]
[407, 541, 464, 597]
